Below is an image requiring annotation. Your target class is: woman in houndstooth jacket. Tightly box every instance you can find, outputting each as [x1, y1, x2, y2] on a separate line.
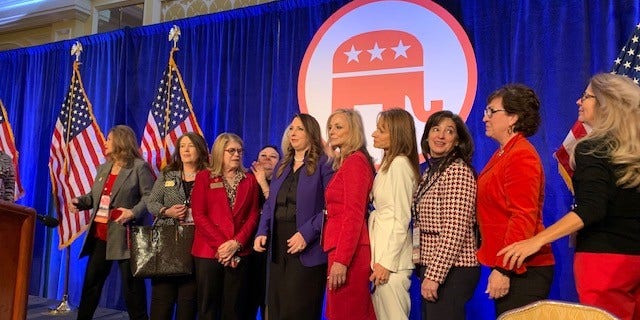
[146, 132, 209, 320]
[413, 110, 479, 320]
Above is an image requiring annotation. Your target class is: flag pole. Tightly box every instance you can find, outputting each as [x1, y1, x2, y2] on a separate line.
[160, 25, 181, 168]
[48, 247, 72, 314]
[49, 41, 83, 315]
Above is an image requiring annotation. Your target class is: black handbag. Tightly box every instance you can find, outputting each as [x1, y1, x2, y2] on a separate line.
[130, 221, 194, 277]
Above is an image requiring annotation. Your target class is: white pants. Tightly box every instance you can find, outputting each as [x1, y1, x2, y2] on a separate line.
[371, 269, 413, 320]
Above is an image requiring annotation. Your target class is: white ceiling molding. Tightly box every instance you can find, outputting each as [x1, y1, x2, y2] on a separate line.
[0, 0, 93, 33]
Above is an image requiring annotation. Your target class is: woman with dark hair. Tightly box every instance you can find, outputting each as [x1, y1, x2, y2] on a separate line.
[413, 110, 479, 320]
[251, 145, 281, 205]
[499, 73, 640, 320]
[246, 144, 280, 319]
[71, 125, 155, 320]
[368, 108, 419, 319]
[254, 114, 333, 320]
[323, 109, 376, 320]
[190, 132, 260, 320]
[477, 84, 554, 316]
[146, 132, 209, 320]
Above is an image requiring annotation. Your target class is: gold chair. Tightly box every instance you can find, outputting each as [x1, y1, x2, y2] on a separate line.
[497, 300, 619, 320]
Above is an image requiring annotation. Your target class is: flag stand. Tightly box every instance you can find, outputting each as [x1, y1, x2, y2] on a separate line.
[48, 246, 73, 314]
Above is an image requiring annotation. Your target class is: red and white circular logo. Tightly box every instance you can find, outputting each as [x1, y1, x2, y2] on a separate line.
[299, 0, 477, 164]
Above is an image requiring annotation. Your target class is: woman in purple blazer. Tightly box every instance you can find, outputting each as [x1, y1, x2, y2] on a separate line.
[254, 114, 334, 320]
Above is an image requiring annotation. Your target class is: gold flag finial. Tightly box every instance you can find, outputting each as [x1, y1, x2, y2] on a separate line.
[70, 41, 83, 62]
[169, 25, 181, 49]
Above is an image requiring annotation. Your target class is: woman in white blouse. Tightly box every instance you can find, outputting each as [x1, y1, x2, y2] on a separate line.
[369, 108, 420, 319]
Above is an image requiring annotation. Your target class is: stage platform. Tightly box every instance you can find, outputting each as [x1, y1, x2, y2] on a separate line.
[27, 296, 129, 319]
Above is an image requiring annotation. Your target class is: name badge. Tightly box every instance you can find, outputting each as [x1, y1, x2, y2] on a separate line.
[210, 182, 223, 189]
[164, 180, 176, 187]
[412, 220, 421, 264]
[95, 194, 111, 224]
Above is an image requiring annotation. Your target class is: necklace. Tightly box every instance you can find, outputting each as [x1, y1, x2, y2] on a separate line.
[183, 171, 196, 178]
[294, 157, 304, 162]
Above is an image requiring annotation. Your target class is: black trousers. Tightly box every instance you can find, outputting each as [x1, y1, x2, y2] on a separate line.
[420, 266, 480, 320]
[77, 239, 148, 320]
[495, 265, 554, 317]
[267, 259, 326, 320]
[150, 273, 197, 320]
[246, 251, 267, 320]
[194, 256, 250, 320]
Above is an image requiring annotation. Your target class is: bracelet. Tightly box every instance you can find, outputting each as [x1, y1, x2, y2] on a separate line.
[159, 207, 167, 218]
[493, 267, 513, 278]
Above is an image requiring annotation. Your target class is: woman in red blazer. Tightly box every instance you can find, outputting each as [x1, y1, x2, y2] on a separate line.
[190, 133, 260, 320]
[476, 84, 555, 317]
[323, 109, 376, 320]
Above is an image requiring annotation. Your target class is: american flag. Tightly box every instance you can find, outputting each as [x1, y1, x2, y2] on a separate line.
[49, 60, 106, 249]
[0, 99, 24, 200]
[554, 22, 640, 192]
[141, 48, 202, 174]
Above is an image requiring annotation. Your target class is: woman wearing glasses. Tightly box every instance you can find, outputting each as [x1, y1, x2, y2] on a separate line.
[190, 133, 260, 319]
[499, 74, 640, 320]
[476, 84, 554, 317]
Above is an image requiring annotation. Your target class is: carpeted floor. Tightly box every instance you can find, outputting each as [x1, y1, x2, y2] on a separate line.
[27, 296, 129, 319]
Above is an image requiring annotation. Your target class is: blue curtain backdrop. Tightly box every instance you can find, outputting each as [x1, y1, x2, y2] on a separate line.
[0, 0, 638, 318]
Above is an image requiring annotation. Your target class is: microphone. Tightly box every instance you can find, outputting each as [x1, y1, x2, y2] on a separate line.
[37, 214, 59, 228]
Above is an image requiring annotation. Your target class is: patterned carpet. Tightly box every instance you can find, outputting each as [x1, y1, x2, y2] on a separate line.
[27, 296, 129, 319]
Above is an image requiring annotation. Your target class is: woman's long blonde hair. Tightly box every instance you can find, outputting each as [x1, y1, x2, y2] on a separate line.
[326, 109, 374, 172]
[573, 73, 640, 189]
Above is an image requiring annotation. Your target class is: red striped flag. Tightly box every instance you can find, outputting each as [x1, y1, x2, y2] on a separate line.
[141, 48, 203, 174]
[554, 22, 640, 192]
[0, 99, 25, 200]
[49, 60, 106, 249]
[552, 121, 590, 194]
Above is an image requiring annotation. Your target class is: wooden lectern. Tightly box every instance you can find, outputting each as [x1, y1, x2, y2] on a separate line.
[0, 201, 36, 320]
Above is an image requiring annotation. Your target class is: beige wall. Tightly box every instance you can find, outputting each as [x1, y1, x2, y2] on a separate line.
[0, 0, 275, 51]
[162, 0, 275, 21]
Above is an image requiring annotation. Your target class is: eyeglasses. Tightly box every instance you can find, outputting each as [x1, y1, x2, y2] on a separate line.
[225, 148, 244, 155]
[484, 107, 506, 118]
[580, 92, 596, 103]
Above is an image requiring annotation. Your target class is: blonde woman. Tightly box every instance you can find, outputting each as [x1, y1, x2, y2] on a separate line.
[499, 73, 640, 320]
[190, 133, 260, 319]
[323, 109, 376, 320]
[369, 108, 419, 319]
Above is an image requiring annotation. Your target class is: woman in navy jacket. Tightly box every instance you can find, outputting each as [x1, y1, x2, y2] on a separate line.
[254, 114, 333, 320]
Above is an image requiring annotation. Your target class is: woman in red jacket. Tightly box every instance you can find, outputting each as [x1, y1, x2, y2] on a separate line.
[476, 84, 555, 317]
[190, 133, 260, 320]
[323, 109, 376, 320]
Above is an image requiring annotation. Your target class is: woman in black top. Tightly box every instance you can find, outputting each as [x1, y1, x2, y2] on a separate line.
[246, 145, 280, 319]
[146, 132, 209, 320]
[499, 73, 640, 320]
